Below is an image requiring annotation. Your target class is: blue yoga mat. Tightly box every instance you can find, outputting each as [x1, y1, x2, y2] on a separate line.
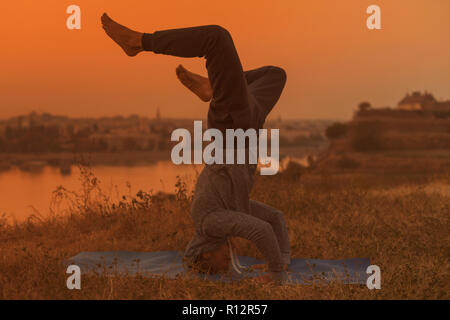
[66, 251, 370, 284]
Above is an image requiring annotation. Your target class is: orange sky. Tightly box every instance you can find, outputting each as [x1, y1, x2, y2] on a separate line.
[1, 0, 449, 120]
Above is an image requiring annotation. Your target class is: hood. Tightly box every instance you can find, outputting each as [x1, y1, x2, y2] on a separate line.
[183, 232, 227, 266]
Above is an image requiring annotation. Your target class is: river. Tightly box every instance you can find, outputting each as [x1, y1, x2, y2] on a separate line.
[0, 156, 307, 221]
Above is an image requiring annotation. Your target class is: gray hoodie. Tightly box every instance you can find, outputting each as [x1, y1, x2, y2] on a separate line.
[184, 65, 289, 276]
[184, 163, 290, 276]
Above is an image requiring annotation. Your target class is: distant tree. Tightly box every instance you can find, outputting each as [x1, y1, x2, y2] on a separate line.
[358, 101, 372, 112]
[325, 122, 348, 140]
[351, 120, 383, 152]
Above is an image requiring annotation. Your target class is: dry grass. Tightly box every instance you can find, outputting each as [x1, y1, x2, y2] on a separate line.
[0, 164, 449, 300]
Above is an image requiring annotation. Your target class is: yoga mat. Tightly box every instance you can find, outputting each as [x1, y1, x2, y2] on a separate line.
[66, 251, 370, 284]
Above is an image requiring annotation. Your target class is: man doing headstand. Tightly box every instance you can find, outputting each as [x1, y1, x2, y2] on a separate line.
[101, 13, 290, 282]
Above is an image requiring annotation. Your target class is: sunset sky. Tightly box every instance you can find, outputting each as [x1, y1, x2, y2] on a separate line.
[1, 0, 449, 120]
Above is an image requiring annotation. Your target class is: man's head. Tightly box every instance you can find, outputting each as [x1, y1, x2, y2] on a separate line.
[184, 233, 233, 274]
[195, 242, 231, 274]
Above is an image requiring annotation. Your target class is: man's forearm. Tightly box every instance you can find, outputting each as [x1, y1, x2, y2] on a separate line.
[202, 210, 285, 273]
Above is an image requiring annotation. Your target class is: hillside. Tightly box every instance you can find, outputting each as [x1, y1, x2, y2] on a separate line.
[312, 108, 450, 175]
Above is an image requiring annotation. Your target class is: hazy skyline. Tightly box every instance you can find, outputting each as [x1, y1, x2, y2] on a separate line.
[1, 0, 449, 120]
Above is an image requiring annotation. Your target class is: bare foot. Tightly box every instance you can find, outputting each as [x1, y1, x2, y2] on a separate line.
[176, 65, 213, 102]
[101, 13, 143, 57]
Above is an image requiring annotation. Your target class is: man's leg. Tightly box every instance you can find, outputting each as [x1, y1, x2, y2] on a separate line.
[101, 14, 250, 130]
[201, 208, 285, 274]
[249, 200, 290, 265]
[144, 25, 251, 130]
[245, 66, 287, 121]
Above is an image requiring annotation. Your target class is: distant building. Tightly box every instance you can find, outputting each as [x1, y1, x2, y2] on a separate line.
[398, 91, 450, 111]
[398, 91, 437, 110]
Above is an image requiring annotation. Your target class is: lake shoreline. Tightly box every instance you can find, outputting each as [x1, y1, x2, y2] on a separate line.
[0, 146, 324, 170]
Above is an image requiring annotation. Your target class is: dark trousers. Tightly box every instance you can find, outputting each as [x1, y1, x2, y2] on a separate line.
[142, 25, 286, 131]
